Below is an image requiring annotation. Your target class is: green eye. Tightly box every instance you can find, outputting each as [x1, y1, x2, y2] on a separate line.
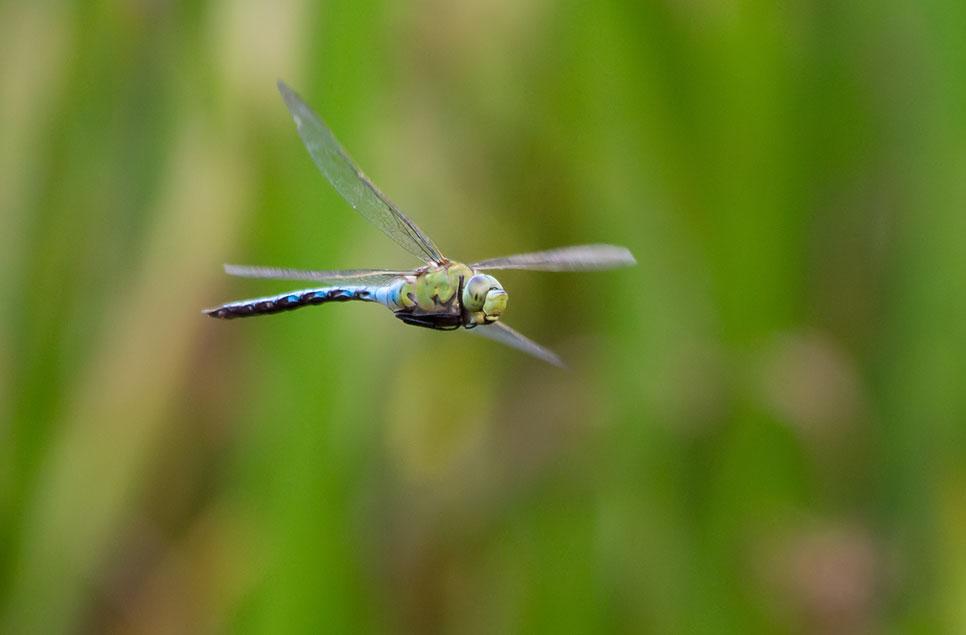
[463, 275, 494, 312]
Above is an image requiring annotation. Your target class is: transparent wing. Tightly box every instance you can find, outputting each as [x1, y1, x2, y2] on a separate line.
[471, 244, 635, 272]
[224, 264, 407, 286]
[277, 81, 443, 264]
[468, 322, 566, 368]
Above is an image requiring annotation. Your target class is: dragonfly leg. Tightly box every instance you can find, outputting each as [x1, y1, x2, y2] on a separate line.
[394, 312, 463, 330]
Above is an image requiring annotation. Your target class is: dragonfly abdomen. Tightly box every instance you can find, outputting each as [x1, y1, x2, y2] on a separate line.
[204, 286, 378, 319]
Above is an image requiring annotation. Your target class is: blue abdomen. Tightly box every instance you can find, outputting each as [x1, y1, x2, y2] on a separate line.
[204, 286, 375, 319]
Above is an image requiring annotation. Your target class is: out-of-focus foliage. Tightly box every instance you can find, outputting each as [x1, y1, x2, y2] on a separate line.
[1, 0, 964, 633]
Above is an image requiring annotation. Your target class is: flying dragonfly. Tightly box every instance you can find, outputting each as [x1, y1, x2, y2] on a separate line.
[204, 81, 636, 367]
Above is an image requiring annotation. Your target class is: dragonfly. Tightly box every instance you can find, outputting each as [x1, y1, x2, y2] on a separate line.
[205, 81, 636, 367]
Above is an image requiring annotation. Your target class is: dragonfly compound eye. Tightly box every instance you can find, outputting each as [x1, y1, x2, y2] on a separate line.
[462, 274, 507, 324]
[463, 274, 497, 312]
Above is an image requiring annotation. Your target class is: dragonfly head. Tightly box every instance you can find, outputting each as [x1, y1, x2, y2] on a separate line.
[463, 274, 508, 325]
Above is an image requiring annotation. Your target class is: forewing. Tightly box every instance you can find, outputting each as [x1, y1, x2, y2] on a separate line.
[469, 322, 566, 368]
[224, 264, 406, 286]
[277, 81, 443, 264]
[471, 244, 635, 272]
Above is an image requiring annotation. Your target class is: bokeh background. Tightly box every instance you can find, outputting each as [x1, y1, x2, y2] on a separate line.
[2, 0, 964, 633]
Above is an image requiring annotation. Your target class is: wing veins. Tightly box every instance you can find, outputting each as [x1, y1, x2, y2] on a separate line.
[468, 322, 566, 368]
[278, 81, 443, 264]
[224, 264, 407, 285]
[471, 244, 636, 272]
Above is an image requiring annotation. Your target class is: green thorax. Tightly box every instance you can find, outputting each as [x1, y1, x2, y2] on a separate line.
[398, 261, 474, 313]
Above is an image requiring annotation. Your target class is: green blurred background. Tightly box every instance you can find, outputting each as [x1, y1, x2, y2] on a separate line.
[1, 0, 964, 633]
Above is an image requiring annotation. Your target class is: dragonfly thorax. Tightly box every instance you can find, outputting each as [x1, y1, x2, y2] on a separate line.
[463, 274, 508, 326]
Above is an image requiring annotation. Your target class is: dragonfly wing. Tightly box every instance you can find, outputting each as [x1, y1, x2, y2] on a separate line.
[224, 264, 407, 286]
[468, 322, 566, 368]
[278, 81, 443, 264]
[471, 244, 635, 272]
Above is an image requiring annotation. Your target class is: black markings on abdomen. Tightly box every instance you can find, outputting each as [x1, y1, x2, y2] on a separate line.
[205, 287, 372, 320]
